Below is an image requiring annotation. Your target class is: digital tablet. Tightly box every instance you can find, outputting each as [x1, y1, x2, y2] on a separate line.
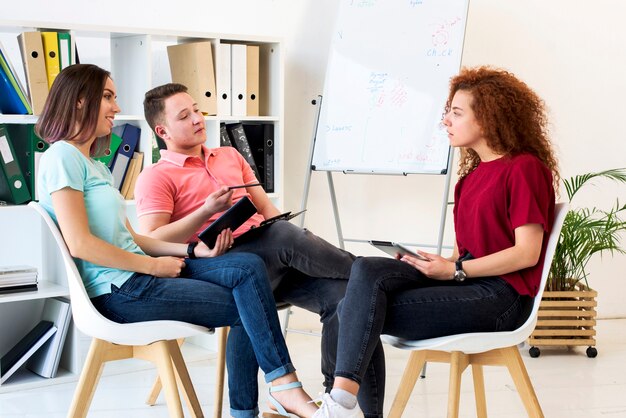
[369, 240, 430, 261]
[258, 209, 307, 228]
[198, 196, 258, 248]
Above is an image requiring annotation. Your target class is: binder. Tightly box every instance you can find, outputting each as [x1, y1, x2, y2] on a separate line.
[0, 46, 31, 115]
[219, 122, 232, 147]
[226, 123, 261, 183]
[17, 32, 49, 115]
[216, 43, 232, 116]
[27, 298, 72, 378]
[57, 32, 72, 70]
[94, 131, 122, 168]
[4, 123, 48, 200]
[110, 124, 140, 190]
[243, 122, 274, 193]
[0, 320, 56, 384]
[231, 44, 247, 116]
[167, 41, 217, 116]
[0, 125, 31, 204]
[41, 32, 61, 89]
[246, 45, 259, 116]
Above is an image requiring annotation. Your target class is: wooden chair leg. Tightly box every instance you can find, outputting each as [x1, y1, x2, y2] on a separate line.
[501, 346, 544, 418]
[146, 338, 185, 406]
[471, 364, 487, 418]
[67, 338, 108, 418]
[138, 341, 184, 418]
[388, 350, 428, 418]
[213, 326, 229, 418]
[447, 351, 469, 418]
[168, 339, 204, 418]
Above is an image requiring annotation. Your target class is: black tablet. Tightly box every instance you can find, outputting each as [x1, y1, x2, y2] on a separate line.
[369, 240, 429, 261]
[198, 196, 258, 248]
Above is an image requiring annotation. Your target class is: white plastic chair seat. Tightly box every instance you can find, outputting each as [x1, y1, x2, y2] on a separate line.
[383, 203, 568, 418]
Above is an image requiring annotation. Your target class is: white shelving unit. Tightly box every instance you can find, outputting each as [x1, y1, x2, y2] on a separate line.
[0, 19, 284, 393]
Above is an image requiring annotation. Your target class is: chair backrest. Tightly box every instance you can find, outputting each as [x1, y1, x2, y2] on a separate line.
[29, 202, 209, 346]
[383, 202, 569, 353]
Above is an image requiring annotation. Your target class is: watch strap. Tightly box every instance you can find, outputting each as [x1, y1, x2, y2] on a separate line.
[187, 241, 199, 259]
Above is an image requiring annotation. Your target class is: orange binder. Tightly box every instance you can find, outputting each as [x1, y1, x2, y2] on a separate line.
[17, 32, 49, 115]
[167, 41, 217, 116]
[246, 45, 259, 116]
[41, 32, 60, 89]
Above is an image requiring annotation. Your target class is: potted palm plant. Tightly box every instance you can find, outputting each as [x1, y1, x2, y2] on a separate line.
[529, 168, 626, 358]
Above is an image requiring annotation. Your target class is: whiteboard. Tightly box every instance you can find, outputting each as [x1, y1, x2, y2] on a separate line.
[312, 0, 470, 174]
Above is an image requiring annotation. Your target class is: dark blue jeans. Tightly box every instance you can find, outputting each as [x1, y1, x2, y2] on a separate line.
[336, 257, 531, 418]
[91, 252, 296, 415]
[228, 221, 355, 417]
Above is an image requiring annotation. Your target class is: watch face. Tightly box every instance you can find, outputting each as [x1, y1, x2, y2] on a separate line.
[454, 269, 467, 282]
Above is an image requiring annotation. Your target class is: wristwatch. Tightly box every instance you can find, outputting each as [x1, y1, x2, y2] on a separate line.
[187, 241, 199, 259]
[453, 259, 467, 282]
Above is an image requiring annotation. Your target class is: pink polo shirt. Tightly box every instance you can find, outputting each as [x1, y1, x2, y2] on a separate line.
[134, 145, 264, 242]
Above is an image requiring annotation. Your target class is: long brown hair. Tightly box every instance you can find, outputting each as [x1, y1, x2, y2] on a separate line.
[36, 64, 111, 157]
[446, 66, 560, 190]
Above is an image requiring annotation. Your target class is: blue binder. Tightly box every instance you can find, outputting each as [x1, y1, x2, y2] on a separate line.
[109, 124, 140, 190]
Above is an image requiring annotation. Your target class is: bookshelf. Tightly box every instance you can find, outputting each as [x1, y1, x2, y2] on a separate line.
[0, 19, 284, 392]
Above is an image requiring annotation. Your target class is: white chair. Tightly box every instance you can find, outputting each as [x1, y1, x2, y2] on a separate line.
[382, 203, 568, 418]
[29, 202, 210, 418]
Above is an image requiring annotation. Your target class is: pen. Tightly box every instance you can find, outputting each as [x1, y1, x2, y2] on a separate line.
[228, 183, 263, 190]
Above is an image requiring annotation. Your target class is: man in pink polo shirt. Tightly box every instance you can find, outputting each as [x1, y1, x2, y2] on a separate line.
[134, 83, 356, 418]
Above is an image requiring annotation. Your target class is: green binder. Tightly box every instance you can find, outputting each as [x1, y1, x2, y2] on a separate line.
[4, 124, 49, 200]
[0, 125, 31, 204]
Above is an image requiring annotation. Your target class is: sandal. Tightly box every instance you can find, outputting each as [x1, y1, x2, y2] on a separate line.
[264, 381, 303, 417]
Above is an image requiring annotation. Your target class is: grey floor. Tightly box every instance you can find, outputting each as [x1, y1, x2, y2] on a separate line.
[1, 318, 624, 417]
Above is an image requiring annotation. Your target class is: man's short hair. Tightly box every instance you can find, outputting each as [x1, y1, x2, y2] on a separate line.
[143, 83, 188, 140]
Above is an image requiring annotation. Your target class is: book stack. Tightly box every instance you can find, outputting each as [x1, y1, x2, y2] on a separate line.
[0, 265, 37, 294]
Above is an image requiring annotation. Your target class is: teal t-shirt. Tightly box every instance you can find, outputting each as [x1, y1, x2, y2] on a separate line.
[38, 140, 144, 298]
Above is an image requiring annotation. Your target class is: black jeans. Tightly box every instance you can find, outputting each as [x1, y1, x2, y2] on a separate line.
[335, 257, 531, 418]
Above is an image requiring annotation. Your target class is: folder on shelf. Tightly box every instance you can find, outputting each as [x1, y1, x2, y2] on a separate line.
[41, 32, 61, 89]
[4, 124, 48, 200]
[243, 122, 274, 193]
[231, 44, 247, 116]
[27, 298, 72, 379]
[0, 125, 31, 204]
[219, 122, 233, 147]
[167, 41, 217, 116]
[216, 43, 232, 116]
[226, 123, 261, 183]
[246, 45, 259, 117]
[57, 32, 72, 70]
[110, 124, 140, 190]
[17, 32, 49, 115]
[0, 44, 32, 115]
[0, 320, 57, 384]
[120, 151, 143, 200]
[94, 131, 122, 168]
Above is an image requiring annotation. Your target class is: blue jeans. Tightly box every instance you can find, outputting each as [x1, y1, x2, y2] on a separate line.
[227, 221, 355, 417]
[91, 252, 295, 417]
[336, 257, 532, 418]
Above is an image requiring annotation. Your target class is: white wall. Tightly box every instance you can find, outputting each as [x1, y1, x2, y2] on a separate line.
[6, 0, 625, 318]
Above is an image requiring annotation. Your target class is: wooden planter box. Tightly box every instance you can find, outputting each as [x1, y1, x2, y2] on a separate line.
[528, 281, 598, 357]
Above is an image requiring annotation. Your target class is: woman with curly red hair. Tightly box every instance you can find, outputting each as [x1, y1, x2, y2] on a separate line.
[313, 67, 559, 418]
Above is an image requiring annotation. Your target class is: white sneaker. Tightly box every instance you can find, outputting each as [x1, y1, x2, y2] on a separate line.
[312, 393, 364, 418]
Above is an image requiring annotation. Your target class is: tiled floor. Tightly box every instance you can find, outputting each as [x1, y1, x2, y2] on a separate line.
[1, 318, 625, 417]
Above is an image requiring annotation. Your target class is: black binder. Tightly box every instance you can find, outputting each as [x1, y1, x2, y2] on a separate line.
[226, 123, 262, 184]
[242, 122, 274, 193]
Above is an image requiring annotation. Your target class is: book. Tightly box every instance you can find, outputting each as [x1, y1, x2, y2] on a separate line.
[0, 320, 56, 384]
[198, 196, 258, 249]
[27, 298, 72, 378]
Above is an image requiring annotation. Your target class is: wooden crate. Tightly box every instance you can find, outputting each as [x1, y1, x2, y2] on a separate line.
[529, 281, 597, 356]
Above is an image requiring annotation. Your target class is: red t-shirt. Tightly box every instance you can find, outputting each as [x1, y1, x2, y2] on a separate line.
[453, 154, 555, 296]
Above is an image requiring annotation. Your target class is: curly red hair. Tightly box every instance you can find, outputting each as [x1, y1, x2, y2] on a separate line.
[446, 66, 560, 190]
